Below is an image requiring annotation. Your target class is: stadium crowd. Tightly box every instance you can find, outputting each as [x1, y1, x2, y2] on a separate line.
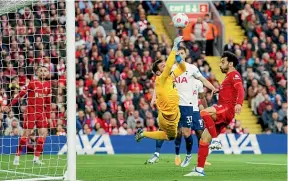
[217, 1, 287, 134]
[0, 1, 286, 136]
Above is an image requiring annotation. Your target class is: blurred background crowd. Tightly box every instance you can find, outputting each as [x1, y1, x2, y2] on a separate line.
[215, 1, 287, 134]
[0, 1, 286, 136]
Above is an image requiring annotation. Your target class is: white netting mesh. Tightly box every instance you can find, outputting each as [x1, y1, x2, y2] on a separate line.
[0, 0, 67, 180]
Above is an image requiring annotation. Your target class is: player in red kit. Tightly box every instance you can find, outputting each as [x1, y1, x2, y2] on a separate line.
[185, 51, 244, 176]
[4, 66, 52, 165]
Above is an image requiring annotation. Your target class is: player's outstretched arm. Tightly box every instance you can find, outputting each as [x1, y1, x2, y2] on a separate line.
[161, 50, 176, 79]
[7, 85, 30, 108]
[198, 76, 216, 93]
[191, 64, 217, 93]
[171, 55, 186, 78]
[161, 36, 183, 79]
[199, 92, 208, 109]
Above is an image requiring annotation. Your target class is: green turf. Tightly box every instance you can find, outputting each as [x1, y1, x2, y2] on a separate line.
[0, 154, 286, 181]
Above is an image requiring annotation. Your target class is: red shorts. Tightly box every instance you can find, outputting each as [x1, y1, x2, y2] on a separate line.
[213, 104, 235, 135]
[23, 112, 48, 129]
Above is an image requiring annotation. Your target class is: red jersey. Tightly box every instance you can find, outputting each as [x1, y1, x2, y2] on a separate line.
[218, 71, 244, 108]
[10, 80, 52, 119]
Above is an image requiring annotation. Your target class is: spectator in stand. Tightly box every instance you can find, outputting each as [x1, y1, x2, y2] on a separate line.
[247, 79, 259, 107]
[251, 85, 266, 115]
[0, 1, 218, 136]
[258, 94, 273, 116]
[56, 124, 67, 136]
[4, 119, 22, 136]
[273, 121, 285, 134]
[204, 14, 218, 56]
[277, 102, 287, 123]
[261, 104, 274, 129]
[145, 1, 161, 15]
[0, 113, 4, 136]
[192, 17, 208, 54]
[4, 111, 19, 128]
[90, 20, 106, 38]
[232, 120, 244, 134]
[180, 21, 194, 51]
[221, 1, 287, 133]
[101, 15, 113, 33]
[127, 110, 144, 130]
[224, 37, 236, 52]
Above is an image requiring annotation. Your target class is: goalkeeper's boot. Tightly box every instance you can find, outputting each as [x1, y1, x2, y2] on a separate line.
[33, 158, 45, 165]
[174, 155, 181, 166]
[135, 128, 144, 142]
[184, 167, 205, 177]
[145, 153, 159, 164]
[181, 154, 192, 167]
[209, 138, 222, 150]
[13, 156, 20, 166]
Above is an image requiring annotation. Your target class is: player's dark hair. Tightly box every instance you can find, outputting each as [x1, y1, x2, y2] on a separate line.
[222, 51, 239, 67]
[178, 46, 187, 52]
[152, 59, 163, 74]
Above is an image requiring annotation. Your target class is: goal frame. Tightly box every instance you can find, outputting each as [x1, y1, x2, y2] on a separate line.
[0, 0, 76, 180]
[65, 0, 77, 180]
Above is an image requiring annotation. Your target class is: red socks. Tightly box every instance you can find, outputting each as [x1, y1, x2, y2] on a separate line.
[16, 137, 28, 156]
[197, 140, 209, 168]
[200, 111, 218, 138]
[35, 137, 45, 157]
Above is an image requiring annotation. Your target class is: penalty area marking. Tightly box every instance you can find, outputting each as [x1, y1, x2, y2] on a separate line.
[245, 162, 287, 166]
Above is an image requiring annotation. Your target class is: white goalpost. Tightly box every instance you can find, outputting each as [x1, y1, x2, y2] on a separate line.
[0, 0, 76, 180]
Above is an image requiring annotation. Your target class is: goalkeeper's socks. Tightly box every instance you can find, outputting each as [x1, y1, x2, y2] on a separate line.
[200, 111, 217, 138]
[16, 137, 28, 156]
[197, 140, 209, 168]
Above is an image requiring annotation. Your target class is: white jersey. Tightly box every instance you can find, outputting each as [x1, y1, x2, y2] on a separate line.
[172, 63, 204, 111]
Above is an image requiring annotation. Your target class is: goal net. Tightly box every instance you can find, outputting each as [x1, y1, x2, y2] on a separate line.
[0, 0, 76, 180]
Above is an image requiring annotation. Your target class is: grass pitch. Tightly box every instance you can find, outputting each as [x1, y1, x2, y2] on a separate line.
[0, 154, 286, 181]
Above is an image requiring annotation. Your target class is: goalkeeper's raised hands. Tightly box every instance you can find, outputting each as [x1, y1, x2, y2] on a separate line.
[172, 36, 183, 51]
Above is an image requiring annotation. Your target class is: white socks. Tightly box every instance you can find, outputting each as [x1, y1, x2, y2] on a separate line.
[33, 156, 39, 161]
[154, 152, 160, 157]
[196, 167, 204, 172]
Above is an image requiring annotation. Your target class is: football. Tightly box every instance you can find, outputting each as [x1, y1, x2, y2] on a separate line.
[172, 13, 189, 28]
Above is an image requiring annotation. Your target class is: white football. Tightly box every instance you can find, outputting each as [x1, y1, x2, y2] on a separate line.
[172, 13, 189, 28]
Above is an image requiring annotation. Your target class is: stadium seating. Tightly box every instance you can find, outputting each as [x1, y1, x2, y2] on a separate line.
[217, 1, 287, 134]
[0, 1, 286, 136]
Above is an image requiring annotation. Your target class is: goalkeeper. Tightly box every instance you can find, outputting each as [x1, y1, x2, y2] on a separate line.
[4, 66, 52, 165]
[135, 36, 185, 141]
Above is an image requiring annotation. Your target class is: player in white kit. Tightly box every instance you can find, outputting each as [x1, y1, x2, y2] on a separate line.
[146, 46, 215, 167]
